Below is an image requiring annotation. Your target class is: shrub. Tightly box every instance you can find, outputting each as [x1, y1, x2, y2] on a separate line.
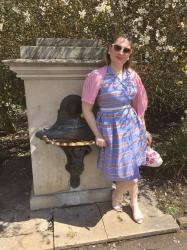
[0, 0, 186, 120]
[155, 112, 187, 181]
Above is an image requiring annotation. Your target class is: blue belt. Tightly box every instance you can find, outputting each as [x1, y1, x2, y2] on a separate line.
[100, 104, 131, 112]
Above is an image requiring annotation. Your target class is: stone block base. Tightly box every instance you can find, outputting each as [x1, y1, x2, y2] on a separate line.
[30, 187, 112, 210]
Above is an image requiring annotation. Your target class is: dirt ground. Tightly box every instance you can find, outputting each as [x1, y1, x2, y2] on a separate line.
[0, 156, 32, 214]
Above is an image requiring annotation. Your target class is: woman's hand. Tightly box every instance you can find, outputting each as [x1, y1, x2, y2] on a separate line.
[146, 131, 152, 146]
[95, 137, 107, 147]
[82, 102, 106, 148]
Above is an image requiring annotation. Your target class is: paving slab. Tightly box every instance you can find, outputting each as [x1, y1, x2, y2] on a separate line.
[0, 218, 53, 250]
[29, 208, 53, 220]
[75, 231, 187, 250]
[177, 217, 187, 229]
[53, 204, 107, 249]
[98, 201, 179, 241]
[0, 233, 53, 250]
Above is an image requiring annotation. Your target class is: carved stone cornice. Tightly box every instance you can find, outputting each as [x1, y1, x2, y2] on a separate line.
[3, 59, 105, 80]
[3, 38, 106, 80]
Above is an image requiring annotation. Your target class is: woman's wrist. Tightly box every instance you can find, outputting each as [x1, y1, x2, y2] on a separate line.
[146, 131, 151, 138]
[95, 136, 106, 147]
[95, 132, 103, 139]
[139, 116, 146, 131]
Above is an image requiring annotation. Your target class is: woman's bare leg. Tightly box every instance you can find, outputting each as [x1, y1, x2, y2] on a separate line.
[112, 181, 126, 211]
[128, 179, 143, 223]
[112, 179, 143, 223]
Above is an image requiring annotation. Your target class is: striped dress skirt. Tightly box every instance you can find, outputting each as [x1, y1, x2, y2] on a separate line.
[96, 68, 147, 181]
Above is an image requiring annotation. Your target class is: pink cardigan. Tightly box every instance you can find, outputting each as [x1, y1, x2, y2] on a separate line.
[82, 66, 148, 117]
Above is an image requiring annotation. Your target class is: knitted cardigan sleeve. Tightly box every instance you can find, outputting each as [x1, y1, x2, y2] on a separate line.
[81, 66, 107, 105]
[82, 66, 148, 117]
[132, 72, 148, 117]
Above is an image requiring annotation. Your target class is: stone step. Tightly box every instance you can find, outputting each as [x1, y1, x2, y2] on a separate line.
[0, 201, 180, 250]
[53, 202, 179, 249]
[20, 46, 106, 60]
[36, 38, 102, 47]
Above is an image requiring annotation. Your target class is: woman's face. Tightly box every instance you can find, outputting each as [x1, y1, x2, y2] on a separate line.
[108, 37, 132, 68]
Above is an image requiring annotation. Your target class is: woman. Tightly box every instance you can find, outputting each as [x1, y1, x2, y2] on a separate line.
[81, 34, 151, 224]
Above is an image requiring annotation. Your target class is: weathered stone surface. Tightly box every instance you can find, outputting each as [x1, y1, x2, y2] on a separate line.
[30, 187, 111, 210]
[0, 233, 53, 250]
[36, 38, 102, 47]
[0, 209, 30, 223]
[98, 202, 179, 241]
[3, 41, 109, 210]
[0, 218, 52, 238]
[19, 65, 110, 201]
[0, 217, 53, 249]
[52, 200, 179, 249]
[29, 208, 53, 220]
[74, 231, 187, 250]
[3, 58, 105, 66]
[177, 217, 187, 229]
[20, 46, 106, 59]
[53, 204, 107, 249]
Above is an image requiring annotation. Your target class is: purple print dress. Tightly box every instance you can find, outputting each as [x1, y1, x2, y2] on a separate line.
[82, 65, 147, 181]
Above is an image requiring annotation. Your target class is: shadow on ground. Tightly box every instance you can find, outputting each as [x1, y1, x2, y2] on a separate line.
[0, 156, 48, 225]
[0, 156, 32, 214]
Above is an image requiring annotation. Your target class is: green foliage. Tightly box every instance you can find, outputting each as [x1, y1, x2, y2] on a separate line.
[0, 62, 24, 131]
[0, 0, 186, 122]
[165, 206, 180, 216]
[0, 151, 9, 167]
[156, 112, 187, 180]
[0, 63, 25, 107]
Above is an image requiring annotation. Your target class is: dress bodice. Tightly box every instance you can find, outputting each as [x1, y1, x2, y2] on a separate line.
[96, 66, 137, 109]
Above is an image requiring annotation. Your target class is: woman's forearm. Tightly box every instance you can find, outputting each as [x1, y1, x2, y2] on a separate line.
[140, 116, 152, 145]
[139, 116, 146, 131]
[82, 103, 102, 138]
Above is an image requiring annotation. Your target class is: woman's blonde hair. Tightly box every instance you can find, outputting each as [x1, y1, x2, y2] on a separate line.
[105, 33, 133, 69]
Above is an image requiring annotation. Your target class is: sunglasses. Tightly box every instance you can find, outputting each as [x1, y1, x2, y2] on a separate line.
[111, 44, 131, 54]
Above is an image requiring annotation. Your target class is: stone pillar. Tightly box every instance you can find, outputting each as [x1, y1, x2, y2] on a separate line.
[3, 38, 112, 210]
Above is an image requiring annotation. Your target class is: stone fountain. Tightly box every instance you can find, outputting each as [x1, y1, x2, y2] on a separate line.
[3, 38, 112, 210]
